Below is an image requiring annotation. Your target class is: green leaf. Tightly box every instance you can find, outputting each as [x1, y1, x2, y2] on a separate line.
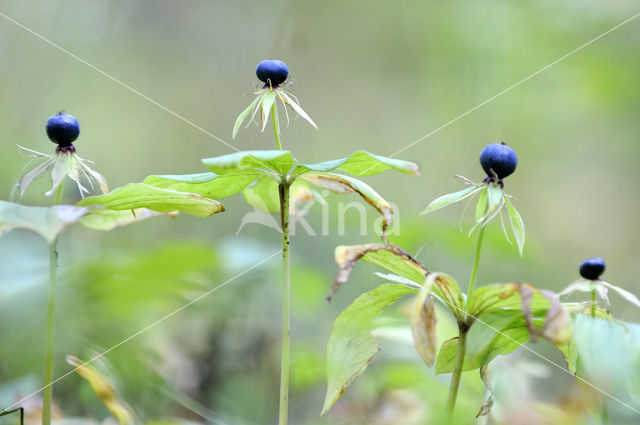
[323, 283, 416, 414]
[573, 315, 640, 392]
[233, 94, 262, 138]
[293, 150, 419, 178]
[555, 333, 579, 374]
[467, 283, 550, 318]
[504, 195, 525, 256]
[202, 150, 296, 176]
[279, 90, 317, 129]
[78, 183, 225, 218]
[242, 176, 280, 214]
[301, 172, 393, 234]
[328, 243, 426, 301]
[420, 185, 484, 215]
[144, 172, 257, 199]
[435, 310, 537, 374]
[79, 208, 170, 231]
[0, 201, 87, 244]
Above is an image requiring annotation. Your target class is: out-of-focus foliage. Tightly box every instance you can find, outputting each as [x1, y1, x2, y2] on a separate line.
[1, 0, 640, 424]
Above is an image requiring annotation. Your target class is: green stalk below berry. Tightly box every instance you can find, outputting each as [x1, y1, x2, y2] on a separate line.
[278, 181, 291, 425]
[42, 183, 64, 425]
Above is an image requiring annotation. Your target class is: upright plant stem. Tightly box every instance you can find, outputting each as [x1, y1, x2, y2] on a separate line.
[467, 225, 486, 303]
[591, 289, 596, 317]
[446, 326, 467, 416]
[43, 183, 63, 425]
[447, 222, 487, 416]
[272, 104, 282, 150]
[278, 181, 291, 425]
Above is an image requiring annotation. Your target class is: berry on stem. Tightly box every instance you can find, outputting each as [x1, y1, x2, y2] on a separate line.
[580, 257, 606, 280]
[46, 112, 79, 148]
[256, 59, 289, 87]
[479, 142, 517, 183]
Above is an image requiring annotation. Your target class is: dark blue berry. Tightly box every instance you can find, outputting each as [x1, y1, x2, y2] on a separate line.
[579, 257, 606, 280]
[256, 59, 289, 87]
[479, 142, 518, 180]
[46, 112, 79, 147]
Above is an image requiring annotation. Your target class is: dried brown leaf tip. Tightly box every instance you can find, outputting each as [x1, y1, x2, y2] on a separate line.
[411, 287, 438, 366]
[519, 284, 572, 345]
[327, 243, 424, 301]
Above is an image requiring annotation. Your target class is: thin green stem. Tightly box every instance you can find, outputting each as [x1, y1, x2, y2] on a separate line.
[278, 182, 291, 425]
[43, 182, 63, 425]
[272, 104, 282, 150]
[591, 289, 596, 317]
[54, 183, 64, 205]
[467, 225, 486, 304]
[42, 239, 58, 425]
[446, 326, 467, 416]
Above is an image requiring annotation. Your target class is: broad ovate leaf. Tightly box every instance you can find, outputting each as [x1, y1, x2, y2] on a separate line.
[202, 150, 295, 176]
[436, 310, 535, 374]
[78, 183, 224, 218]
[573, 315, 640, 394]
[420, 185, 484, 215]
[328, 243, 425, 301]
[520, 286, 572, 345]
[0, 201, 87, 244]
[323, 283, 416, 414]
[79, 208, 173, 231]
[243, 176, 281, 214]
[467, 283, 550, 318]
[411, 274, 438, 366]
[144, 172, 257, 199]
[301, 172, 393, 237]
[293, 150, 419, 178]
[504, 195, 525, 256]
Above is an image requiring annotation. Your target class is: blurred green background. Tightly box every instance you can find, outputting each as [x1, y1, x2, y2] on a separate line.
[1, 1, 639, 424]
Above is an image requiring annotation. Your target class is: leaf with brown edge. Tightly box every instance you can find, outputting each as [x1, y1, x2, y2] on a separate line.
[411, 273, 438, 366]
[520, 285, 572, 345]
[328, 243, 423, 301]
[539, 290, 572, 345]
[301, 172, 394, 240]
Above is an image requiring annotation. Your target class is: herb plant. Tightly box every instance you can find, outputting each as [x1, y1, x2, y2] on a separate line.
[322, 143, 575, 421]
[84, 59, 420, 425]
[0, 112, 224, 425]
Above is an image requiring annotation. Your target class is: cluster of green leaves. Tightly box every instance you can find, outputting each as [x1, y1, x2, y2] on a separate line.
[84, 150, 419, 237]
[322, 243, 574, 415]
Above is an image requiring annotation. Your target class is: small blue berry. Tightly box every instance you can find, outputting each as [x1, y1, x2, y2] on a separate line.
[479, 142, 518, 180]
[46, 112, 79, 147]
[256, 59, 289, 87]
[579, 257, 606, 280]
